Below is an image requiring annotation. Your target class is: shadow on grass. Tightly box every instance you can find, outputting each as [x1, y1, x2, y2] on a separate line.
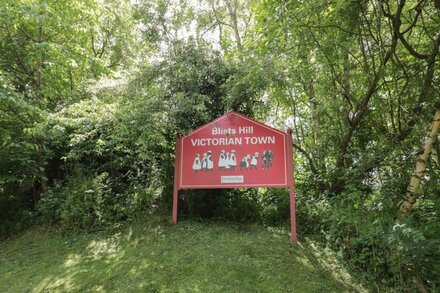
[0, 216, 366, 292]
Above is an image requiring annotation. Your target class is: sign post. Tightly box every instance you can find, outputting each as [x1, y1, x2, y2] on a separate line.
[172, 135, 181, 225]
[172, 112, 298, 243]
[286, 129, 297, 243]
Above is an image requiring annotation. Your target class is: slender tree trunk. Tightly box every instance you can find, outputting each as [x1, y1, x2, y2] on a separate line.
[435, 136, 440, 164]
[400, 107, 440, 214]
[36, 20, 48, 194]
[307, 81, 326, 173]
[225, 0, 242, 51]
[37, 152, 48, 194]
[36, 25, 43, 97]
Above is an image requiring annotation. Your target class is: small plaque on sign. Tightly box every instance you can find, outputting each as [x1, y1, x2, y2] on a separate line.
[221, 175, 244, 183]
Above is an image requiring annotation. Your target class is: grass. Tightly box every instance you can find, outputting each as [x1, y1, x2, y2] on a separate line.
[0, 215, 366, 292]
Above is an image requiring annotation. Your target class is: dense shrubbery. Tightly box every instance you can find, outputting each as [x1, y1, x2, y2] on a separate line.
[292, 182, 440, 291]
[37, 171, 155, 230]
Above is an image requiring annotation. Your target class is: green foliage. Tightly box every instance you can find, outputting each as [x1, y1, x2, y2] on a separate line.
[0, 89, 43, 236]
[387, 211, 440, 290]
[259, 188, 291, 226]
[0, 0, 102, 105]
[0, 90, 42, 185]
[38, 171, 153, 230]
[0, 0, 137, 238]
[293, 182, 440, 290]
[34, 89, 166, 230]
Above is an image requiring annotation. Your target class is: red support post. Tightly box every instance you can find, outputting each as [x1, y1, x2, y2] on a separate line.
[172, 136, 181, 224]
[286, 129, 298, 243]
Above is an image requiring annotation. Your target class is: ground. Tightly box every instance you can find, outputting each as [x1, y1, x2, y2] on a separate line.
[0, 216, 365, 292]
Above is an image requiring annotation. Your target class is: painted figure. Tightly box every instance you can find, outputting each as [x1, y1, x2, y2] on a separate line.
[250, 152, 258, 169]
[267, 149, 274, 168]
[201, 153, 208, 171]
[225, 152, 230, 170]
[262, 150, 268, 169]
[207, 151, 214, 171]
[262, 150, 274, 169]
[192, 154, 201, 172]
[240, 154, 251, 170]
[229, 150, 237, 171]
[218, 150, 226, 171]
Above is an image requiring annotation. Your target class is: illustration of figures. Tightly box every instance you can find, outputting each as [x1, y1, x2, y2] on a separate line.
[240, 154, 251, 170]
[262, 150, 268, 169]
[218, 150, 226, 171]
[229, 150, 237, 171]
[201, 153, 208, 171]
[192, 154, 202, 172]
[207, 151, 214, 171]
[250, 152, 259, 169]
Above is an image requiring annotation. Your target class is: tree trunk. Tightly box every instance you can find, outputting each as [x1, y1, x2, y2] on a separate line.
[37, 153, 48, 195]
[307, 81, 326, 173]
[36, 21, 48, 195]
[225, 0, 243, 51]
[400, 107, 440, 214]
[435, 135, 440, 164]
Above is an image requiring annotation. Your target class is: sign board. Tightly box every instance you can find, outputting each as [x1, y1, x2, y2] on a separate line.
[180, 113, 288, 188]
[172, 112, 297, 242]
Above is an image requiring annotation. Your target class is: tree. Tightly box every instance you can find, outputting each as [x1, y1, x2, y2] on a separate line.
[0, 0, 136, 234]
[400, 106, 440, 214]
[251, 0, 440, 194]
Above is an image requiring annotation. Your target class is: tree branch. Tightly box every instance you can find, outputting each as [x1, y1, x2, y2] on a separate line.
[292, 142, 318, 175]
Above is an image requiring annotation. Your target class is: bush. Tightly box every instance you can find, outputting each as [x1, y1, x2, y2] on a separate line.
[259, 188, 291, 226]
[37, 169, 155, 230]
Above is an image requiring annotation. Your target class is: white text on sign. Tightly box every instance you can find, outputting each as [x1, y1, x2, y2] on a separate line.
[191, 136, 275, 147]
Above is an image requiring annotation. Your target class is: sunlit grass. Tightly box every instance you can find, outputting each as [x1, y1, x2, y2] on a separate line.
[0, 215, 365, 292]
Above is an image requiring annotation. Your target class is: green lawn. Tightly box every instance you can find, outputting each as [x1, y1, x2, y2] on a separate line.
[0, 216, 365, 292]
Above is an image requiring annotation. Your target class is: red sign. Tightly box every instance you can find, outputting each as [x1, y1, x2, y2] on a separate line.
[172, 112, 297, 242]
[179, 112, 287, 188]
